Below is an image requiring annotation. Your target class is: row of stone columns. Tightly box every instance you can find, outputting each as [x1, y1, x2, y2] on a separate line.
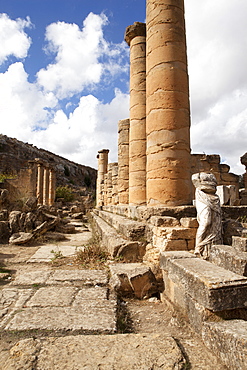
[96, 0, 192, 208]
[36, 160, 56, 206]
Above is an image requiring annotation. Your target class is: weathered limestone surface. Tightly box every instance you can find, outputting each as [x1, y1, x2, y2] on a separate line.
[96, 149, 109, 207]
[1, 269, 115, 333]
[202, 320, 247, 370]
[161, 253, 247, 311]
[118, 119, 130, 204]
[209, 244, 247, 276]
[216, 184, 237, 205]
[2, 334, 185, 370]
[93, 209, 146, 241]
[107, 163, 113, 205]
[109, 263, 157, 299]
[232, 236, 247, 252]
[93, 213, 146, 261]
[125, 22, 146, 205]
[146, 0, 192, 206]
[111, 162, 119, 205]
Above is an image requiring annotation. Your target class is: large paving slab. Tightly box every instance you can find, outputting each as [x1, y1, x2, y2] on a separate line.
[11, 269, 108, 286]
[1, 269, 116, 333]
[2, 333, 185, 370]
[27, 245, 82, 263]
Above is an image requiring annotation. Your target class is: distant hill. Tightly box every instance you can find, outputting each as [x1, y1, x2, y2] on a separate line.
[0, 134, 97, 190]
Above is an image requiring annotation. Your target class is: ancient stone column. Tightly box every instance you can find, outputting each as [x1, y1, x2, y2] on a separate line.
[103, 173, 108, 206]
[107, 163, 114, 205]
[43, 167, 50, 206]
[111, 163, 119, 205]
[48, 169, 56, 206]
[125, 22, 146, 205]
[118, 119, 130, 204]
[96, 149, 109, 207]
[146, 0, 192, 206]
[36, 163, 44, 205]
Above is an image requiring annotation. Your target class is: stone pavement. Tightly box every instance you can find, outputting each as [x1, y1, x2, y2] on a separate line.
[1, 270, 116, 333]
[0, 220, 227, 369]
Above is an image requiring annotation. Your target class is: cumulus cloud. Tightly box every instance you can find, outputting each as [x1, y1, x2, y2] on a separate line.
[0, 62, 57, 140]
[0, 12, 129, 168]
[0, 13, 32, 64]
[185, 0, 247, 173]
[36, 12, 128, 99]
[30, 89, 129, 167]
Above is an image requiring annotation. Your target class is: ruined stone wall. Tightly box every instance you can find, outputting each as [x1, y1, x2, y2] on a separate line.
[191, 154, 239, 197]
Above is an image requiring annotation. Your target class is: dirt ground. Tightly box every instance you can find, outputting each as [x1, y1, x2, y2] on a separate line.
[0, 237, 227, 369]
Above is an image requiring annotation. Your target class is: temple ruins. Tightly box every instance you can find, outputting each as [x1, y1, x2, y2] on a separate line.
[93, 1, 247, 368]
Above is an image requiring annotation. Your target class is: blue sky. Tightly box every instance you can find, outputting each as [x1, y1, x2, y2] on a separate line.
[0, 0, 247, 174]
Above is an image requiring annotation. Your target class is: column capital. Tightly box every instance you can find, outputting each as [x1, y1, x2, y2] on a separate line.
[98, 149, 109, 154]
[124, 22, 146, 46]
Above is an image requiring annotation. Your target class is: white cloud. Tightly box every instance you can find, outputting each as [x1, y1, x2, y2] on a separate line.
[0, 12, 130, 169]
[36, 12, 128, 99]
[0, 13, 32, 64]
[30, 89, 129, 168]
[185, 0, 247, 173]
[0, 62, 57, 139]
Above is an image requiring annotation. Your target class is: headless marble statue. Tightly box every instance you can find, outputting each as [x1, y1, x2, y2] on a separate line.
[192, 172, 222, 259]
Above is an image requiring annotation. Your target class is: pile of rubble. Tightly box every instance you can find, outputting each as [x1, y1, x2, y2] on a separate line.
[0, 196, 87, 245]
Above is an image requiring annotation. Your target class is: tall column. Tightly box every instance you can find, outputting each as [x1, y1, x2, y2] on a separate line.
[48, 169, 56, 206]
[107, 163, 113, 205]
[96, 149, 109, 207]
[36, 163, 44, 205]
[43, 167, 50, 206]
[111, 163, 119, 205]
[146, 0, 192, 206]
[118, 119, 130, 204]
[103, 173, 108, 206]
[125, 22, 147, 205]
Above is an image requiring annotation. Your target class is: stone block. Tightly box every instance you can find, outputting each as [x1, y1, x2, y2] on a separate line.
[149, 216, 180, 227]
[202, 320, 247, 370]
[153, 226, 196, 240]
[153, 235, 188, 251]
[164, 257, 247, 311]
[216, 185, 230, 205]
[185, 292, 247, 334]
[180, 217, 198, 228]
[160, 251, 196, 270]
[232, 236, 247, 252]
[109, 263, 157, 299]
[209, 244, 247, 276]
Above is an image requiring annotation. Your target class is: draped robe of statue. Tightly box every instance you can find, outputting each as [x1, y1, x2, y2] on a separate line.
[192, 173, 222, 259]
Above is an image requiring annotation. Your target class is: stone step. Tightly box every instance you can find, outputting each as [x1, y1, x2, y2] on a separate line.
[160, 251, 247, 311]
[209, 244, 247, 276]
[92, 213, 146, 261]
[93, 209, 146, 241]
[202, 320, 247, 370]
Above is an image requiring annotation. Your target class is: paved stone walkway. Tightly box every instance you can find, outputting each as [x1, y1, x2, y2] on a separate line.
[0, 219, 226, 369]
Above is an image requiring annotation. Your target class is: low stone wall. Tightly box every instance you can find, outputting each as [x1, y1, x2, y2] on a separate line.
[160, 251, 247, 369]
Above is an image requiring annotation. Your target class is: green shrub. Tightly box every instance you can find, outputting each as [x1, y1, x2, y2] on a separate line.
[0, 173, 16, 183]
[55, 186, 74, 202]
